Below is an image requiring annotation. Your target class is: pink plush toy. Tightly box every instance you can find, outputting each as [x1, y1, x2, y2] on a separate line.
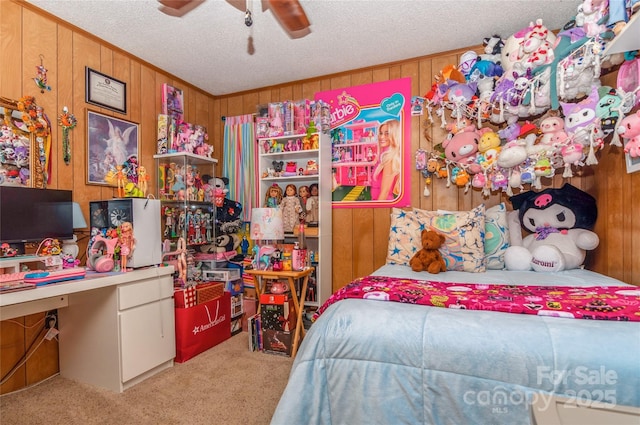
[538, 116, 566, 146]
[441, 126, 489, 173]
[618, 110, 640, 158]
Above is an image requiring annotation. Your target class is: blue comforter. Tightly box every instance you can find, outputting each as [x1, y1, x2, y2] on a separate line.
[271, 269, 640, 425]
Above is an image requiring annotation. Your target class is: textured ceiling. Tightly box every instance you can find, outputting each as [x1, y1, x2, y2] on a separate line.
[26, 0, 582, 96]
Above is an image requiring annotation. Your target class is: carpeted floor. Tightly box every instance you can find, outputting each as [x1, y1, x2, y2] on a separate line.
[0, 333, 294, 425]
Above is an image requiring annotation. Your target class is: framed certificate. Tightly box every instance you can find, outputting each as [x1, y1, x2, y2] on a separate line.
[85, 67, 127, 114]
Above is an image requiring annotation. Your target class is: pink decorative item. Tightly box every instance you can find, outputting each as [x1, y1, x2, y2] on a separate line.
[618, 110, 640, 158]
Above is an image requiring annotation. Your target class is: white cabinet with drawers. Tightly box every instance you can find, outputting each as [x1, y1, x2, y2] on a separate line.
[58, 267, 175, 392]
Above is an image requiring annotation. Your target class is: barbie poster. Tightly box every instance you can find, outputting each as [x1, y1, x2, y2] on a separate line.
[315, 78, 411, 208]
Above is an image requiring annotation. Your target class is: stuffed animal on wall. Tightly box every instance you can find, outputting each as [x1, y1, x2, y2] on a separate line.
[409, 230, 447, 274]
[480, 34, 504, 63]
[504, 183, 599, 272]
[441, 126, 490, 173]
[618, 110, 640, 158]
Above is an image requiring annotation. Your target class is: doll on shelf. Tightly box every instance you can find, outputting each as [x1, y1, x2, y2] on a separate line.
[281, 184, 302, 233]
[116, 165, 127, 198]
[298, 185, 310, 213]
[118, 221, 135, 272]
[264, 183, 283, 208]
[306, 183, 319, 224]
[203, 211, 212, 242]
[137, 165, 150, 197]
[164, 206, 174, 238]
[177, 209, 186, 238]
[201, 174, 214, 203]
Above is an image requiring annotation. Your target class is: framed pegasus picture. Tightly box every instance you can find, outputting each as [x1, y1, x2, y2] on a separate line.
[86, 110, 139, 186]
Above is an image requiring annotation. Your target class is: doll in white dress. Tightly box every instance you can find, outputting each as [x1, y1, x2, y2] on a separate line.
[281, 184, 302, 232]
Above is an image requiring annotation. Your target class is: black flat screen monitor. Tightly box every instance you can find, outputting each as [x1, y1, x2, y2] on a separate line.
[0, 186, 73, 244]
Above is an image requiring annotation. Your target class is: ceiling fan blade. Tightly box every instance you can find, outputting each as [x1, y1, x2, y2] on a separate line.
[225, 0, 247, 13]
[267, 0, 310, 32]
[158, 0, 205, 17]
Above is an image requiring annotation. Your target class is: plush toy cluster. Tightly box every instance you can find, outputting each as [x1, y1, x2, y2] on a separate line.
[419, 2, 640, 197]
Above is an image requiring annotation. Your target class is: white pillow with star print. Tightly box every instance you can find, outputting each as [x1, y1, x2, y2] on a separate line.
[385, 208, 422, 267]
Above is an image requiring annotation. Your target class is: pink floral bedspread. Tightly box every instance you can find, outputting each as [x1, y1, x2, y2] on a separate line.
[315, 275, 640, 321]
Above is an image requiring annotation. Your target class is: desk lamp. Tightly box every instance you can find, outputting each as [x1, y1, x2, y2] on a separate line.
[249, 208, 284, 269]
[61, 202, 88, 259]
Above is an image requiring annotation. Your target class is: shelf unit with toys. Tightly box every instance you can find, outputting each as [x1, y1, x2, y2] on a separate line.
[257, 131, 332, 312]
[154, 152, 218, 285]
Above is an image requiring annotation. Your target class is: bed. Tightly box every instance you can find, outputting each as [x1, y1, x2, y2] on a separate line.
[271, 204, 640, 425]
[271, 265, 640, 425]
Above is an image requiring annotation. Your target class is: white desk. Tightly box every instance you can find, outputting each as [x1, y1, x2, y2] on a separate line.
[0, 266, 176, 392]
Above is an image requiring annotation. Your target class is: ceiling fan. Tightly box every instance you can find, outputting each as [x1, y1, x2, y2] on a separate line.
[158, 0, 311, 38]
[157, 0, 206, 17]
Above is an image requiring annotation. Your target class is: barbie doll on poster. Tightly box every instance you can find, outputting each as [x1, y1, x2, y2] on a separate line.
[315, 77, 411, 208]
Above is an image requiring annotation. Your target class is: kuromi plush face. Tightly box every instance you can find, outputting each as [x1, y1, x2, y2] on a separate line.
[521, 203, 577, 233]
[560, 87, 600, 134]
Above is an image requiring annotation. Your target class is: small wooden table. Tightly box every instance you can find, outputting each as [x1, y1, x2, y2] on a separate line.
[244, 267, 314, 357]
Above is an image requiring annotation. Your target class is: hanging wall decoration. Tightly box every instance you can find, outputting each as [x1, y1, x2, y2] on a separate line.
[34, 55, 52, 93]
[59, 106, 77, 165]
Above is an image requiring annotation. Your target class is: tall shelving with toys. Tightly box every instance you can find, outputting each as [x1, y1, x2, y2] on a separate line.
[257, 128, 332, 315]
[154, 152, 218, 284]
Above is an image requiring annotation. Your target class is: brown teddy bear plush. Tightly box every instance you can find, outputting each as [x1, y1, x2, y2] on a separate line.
[409, 230, 447, 274]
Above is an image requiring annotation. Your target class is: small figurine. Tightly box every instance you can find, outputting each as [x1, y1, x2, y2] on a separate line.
[137, 165, 150, 196]
[176, 237, 187, 285]
[177, 209, 186, 238]
[202, 174, 214, 202]
[203, 212, 212, 241]
[115, 165, 127, 198]
[241, 235, 249, 256]
[164, 207, 174, 238]
[186, 210, 195, 243]
[118, 221, 135, 272]
[1, 243, 18, 257]
[193, 208, 203, 243]
[271, 249, 283, 271]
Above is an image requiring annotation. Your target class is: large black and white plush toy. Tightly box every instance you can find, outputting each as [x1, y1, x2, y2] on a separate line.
[504, 183, 599, 272]
[211, 176, 243, 235]
[198, 176, 243, 255]
[200, 233, 240, 254]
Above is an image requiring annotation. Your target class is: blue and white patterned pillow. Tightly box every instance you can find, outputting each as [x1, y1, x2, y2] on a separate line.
[417, 204, 486, 272]
[484, 203, 510, 270]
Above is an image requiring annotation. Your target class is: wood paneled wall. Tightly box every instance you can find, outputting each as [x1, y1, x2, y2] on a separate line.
[213, 56, 640, 291]
[1, 0, 223, 393]
[1, 0, 639, 394]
